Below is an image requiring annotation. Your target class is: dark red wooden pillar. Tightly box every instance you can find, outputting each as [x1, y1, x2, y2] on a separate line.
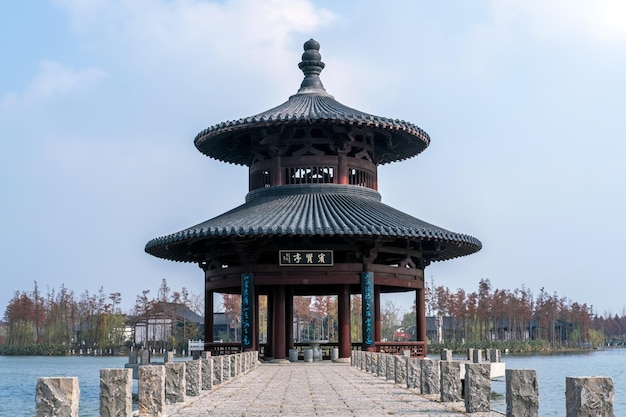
[374, 285, 381, 344]
[266, 291, 274, 358]
[204, 289, 214, 343]
[285, 286, 294, 350]
[272, 285, 286, 359]
[416, 288, 427, 344]
[254, 291, 260, 352]
[338, 284, 351, 358]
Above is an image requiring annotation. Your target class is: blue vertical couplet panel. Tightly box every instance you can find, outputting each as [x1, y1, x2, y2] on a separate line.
[361, 271, 374, 348]
[241, 273, 255, 348]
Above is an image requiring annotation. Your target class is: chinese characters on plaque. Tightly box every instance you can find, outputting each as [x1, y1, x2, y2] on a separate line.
[279, 250, 334, 266]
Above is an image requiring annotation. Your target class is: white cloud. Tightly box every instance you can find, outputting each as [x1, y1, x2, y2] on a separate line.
[54, 0, 335, 75]
[1, 60, 106, 109]
[491, 0, 626, 44]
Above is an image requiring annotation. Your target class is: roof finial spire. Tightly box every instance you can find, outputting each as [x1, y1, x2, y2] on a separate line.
[297, 39, 327, 94]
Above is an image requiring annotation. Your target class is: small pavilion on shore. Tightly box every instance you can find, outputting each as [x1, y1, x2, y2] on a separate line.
[145, 39, 481, 360]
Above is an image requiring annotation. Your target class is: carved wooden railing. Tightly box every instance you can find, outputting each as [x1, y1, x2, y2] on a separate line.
[204, 342, 243, 356]
[204, 341, 426, 358]
[374, 341, 426, 357]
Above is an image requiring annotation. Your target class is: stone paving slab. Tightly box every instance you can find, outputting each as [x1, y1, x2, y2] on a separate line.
[164, 361, 504, 417]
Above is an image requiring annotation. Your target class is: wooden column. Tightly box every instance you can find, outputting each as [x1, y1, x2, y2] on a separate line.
[266, 291, 274, 358]
[272, 285, 286, 359]
[285, 286, 294, 350]
[254, 292, 260, 352]
[416, 288, 427, 344]
[374, 285, 381, 344]
[272, 156, 282, 186]
[204, 289, 214, 343]
[241, 273, 255, 351]
[361, 272, 375, 351]
[338, 284, 351, 358]
[337, 153, 348, 184]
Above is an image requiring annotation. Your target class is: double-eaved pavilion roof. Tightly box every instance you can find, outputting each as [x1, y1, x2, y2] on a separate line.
[145, 39, 481, 264]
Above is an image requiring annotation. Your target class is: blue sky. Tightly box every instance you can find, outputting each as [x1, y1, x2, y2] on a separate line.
[2, 0, 626, 316]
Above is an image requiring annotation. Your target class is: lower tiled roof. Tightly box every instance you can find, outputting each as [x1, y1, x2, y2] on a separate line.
[145, 184, 481, 262]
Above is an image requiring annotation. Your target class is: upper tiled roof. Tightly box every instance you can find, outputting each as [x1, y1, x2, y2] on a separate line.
[144, 184, 482, 263]
[194, 39, 430, 166]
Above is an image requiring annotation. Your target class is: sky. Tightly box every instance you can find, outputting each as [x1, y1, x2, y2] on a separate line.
[2, 0, 626, 317]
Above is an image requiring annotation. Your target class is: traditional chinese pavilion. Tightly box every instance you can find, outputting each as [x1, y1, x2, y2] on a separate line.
[145, 39, 481, 360]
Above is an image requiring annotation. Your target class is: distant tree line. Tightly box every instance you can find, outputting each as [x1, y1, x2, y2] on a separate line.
[424, 278, 608, 348]
[3, 277, 626, 355]
[1, 279, 202, 355]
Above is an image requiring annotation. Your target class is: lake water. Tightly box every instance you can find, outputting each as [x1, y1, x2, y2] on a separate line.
[1, 349, 624, 416]
[491, 349, 626, 415]
[0, 355, 131, 417]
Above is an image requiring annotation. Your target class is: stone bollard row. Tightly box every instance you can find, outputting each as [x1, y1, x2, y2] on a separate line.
[351, 349, 614, 416]
[36, 351, 260, 417]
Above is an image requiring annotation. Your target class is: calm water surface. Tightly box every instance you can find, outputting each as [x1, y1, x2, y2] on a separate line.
[0, 355, 130, 417]
[1, 349, 625, 416]
[491, 348, 626, 415]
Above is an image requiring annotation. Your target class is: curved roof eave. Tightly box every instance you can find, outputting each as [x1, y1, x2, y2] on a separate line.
[145, 184, 481, 263]
[193, 40, 431, 166]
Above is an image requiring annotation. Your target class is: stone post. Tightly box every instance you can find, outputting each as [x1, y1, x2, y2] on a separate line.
[371, 352, 379, 374]
[128, 350, 138, 364]
[222, 355, 230, 381]
[202, 357, 214, 390]
[377, 353, 385, 377]
[138, 365, 165, 417]
[186, 360, 202, 396]
[394, 355, 407, 385]
[472, 349, 483, 363]
[407, 358, 422, 390]
[421, 358, 440, 395]
[214, 356, 223, 385]
[565, 376, 614, 417]
[465, 363, 491, 413]
[164, 362, 186, 404]
[440, 349, 452, 361]
[36, 377, 80, 417]
[231, 354, 237, 378]
[506, 369, 538, 417]
[164, 351, 174, 363]
[138, 349, 150, 365]
[440, 360, 462, 402]
[365, 352, 373, 373]
[100, 368, 132, 417]
[490, 348, 501, 362]
[467, 348, 474, 361]
[386, 354, 396, 381]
